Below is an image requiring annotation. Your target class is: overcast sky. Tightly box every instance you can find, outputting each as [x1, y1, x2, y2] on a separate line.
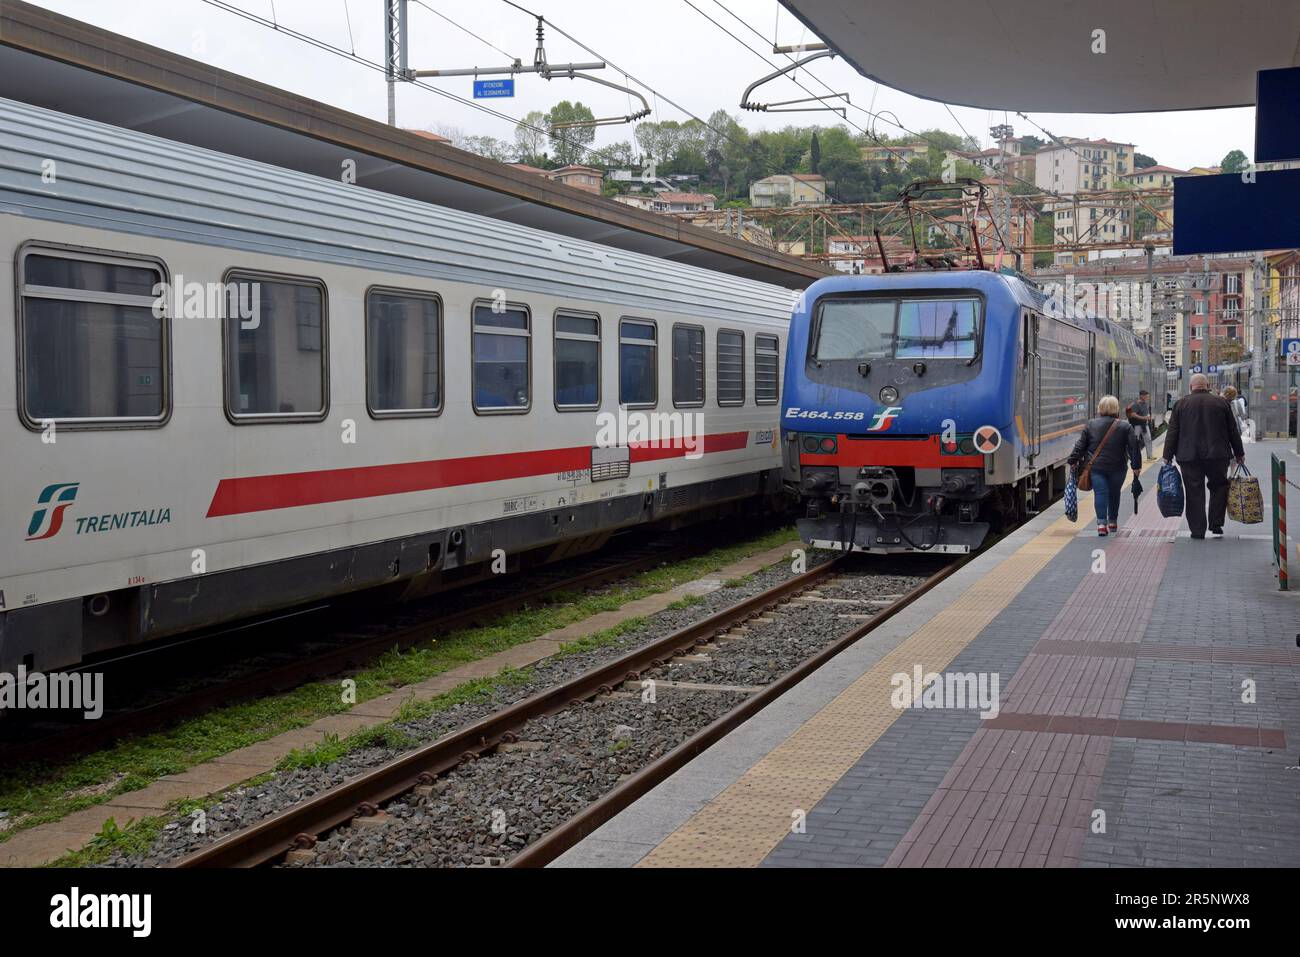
[31, 0, 1258, 170]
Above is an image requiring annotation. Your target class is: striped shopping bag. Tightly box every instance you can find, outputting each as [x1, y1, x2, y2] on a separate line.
[1226, 465, 1263, 524]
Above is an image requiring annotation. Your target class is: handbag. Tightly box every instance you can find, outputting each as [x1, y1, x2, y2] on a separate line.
[1076, 419, 1119, 492]
[1064, 469, 1079, 522]
[1157, 461, 1185, 518]
[1226, 464, 1264, 524]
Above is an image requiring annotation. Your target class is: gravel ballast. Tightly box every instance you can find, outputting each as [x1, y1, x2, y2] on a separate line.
[103, 551, 939, 867]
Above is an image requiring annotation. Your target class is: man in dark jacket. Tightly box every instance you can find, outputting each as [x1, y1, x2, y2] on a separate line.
[1163, 373, 1247, 539]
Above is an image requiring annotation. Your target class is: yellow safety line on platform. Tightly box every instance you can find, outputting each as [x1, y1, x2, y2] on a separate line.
[638, 447, 1164, 867]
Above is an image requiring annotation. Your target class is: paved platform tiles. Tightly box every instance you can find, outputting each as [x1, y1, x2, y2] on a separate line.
[554, 439, 1300, 868]
[0, 539, 800, 867]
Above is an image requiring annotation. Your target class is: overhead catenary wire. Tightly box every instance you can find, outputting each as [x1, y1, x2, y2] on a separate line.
[696, 0, 1173, 259]
[700, 0, 1049, 197]
[686, 0, 1026, 251]
[196, 0, 625, 167]
[341, 0, 355, 55]
[494, 0, 852, 202]
[409, 0, 519, 63]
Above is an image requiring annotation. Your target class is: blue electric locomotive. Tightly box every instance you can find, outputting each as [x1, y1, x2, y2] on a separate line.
[782, 269, 1166, 553]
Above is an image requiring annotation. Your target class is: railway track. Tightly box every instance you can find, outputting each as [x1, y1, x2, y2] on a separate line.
[0, 531, 720, 767]
[172, 551, 963, 868]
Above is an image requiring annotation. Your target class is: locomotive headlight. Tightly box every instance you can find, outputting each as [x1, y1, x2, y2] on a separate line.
[879, 386, 899, 404]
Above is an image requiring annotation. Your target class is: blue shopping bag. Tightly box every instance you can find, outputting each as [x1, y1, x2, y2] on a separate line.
[1157, 462, 1184, 518]
[1064, 468, 1079, 522]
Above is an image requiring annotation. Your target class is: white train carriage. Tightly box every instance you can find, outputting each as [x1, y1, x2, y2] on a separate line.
[0, 98, 792, 672]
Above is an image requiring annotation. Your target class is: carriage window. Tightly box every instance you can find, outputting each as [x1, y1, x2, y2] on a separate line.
[717, 329, 745, 406]
[20, 249, 166, 426]
[755, 334, 780, 405]
[554, 311, 600, 409]
[473, 303, 531, 412]
[672, 325, 705, 407]
[814, 300, 895, 360]
[620, 318, 657, 407]
[225, 273, 326, 420]
[367, 289, 441, 415]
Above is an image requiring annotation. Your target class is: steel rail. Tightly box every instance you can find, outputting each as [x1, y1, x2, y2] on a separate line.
[174, 554, 845, 867]
[507, 557, 963, 866]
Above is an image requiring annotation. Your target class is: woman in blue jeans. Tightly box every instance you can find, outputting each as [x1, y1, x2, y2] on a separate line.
[1068, 395, 1143, 536]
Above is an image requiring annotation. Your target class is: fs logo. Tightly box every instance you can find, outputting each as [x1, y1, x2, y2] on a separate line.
[866, 406, 903, 432]
[26, 483, 79, 541]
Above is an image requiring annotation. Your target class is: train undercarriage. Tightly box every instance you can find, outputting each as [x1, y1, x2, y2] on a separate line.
[792, 460, 1066, 555]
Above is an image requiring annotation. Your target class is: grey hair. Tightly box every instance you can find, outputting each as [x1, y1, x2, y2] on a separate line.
[1190, 372, 1210, 391]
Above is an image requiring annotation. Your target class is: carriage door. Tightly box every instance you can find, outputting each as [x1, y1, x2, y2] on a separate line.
[1024, 312, 1041, 461]
[1088, 337, 1097, 412]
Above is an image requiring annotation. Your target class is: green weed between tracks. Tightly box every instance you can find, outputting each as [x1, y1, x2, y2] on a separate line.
[5, 526, 797, 850]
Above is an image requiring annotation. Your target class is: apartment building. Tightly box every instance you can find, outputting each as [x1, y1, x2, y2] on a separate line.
[860, 142, 929, 166]
[1034, 137, 1135, 192]
[749, 173, 830, 207]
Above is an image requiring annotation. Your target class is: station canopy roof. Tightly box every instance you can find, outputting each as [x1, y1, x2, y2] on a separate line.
[781, 0, 1300, 113]
[0, 1, 824, 288]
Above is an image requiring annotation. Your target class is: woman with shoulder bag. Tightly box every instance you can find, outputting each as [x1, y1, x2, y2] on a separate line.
[1068, 394, 1143, 536]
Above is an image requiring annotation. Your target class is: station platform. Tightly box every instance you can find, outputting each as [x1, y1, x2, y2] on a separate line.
[554, 439, 1300, 868]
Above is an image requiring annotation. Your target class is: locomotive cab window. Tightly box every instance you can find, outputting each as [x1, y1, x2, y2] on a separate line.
[619, 318, 657, 408]
[366, 288, 441, 416]
[554, 311, 600, 410]
[672, 324, 705, 407]
[814, 297, 981, 361]
[815, 300, 895, 360]
[18, 246, 168, 428]
[755, 334, 780, 404]
[717, 329, 745, 406]
[224, 271, 327, 421]
[473, 301, 531, 413]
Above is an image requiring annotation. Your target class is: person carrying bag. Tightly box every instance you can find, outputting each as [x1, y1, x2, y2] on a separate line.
[1068, 395, 1142, 536]
[1075, 419, 1117, 493]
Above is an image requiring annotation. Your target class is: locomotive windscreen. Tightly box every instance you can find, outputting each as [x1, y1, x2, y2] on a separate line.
[814, 297, 981, 361]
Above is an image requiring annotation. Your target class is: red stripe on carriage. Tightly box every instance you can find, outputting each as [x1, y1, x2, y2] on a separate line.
[628, 429, 750, 462]
[205, 431, 752, 517]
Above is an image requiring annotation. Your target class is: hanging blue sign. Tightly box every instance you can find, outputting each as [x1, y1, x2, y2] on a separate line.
[473, 79, 515, 99]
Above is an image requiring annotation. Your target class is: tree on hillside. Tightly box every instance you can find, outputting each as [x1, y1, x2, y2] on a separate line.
[460, 135, 515, 163]
[594, 140, 637, 167]
[544, 102, 597, 166]
[671, 120, 709, 173]
[809, 131, 821, 173]
[514, 111, 548, 165]
[1220, 149, 1249, 174]
[704, 109, 744, 154]
[1032, 217, 1055, 268]
[1019, 134, 1046, 153]
[911, 128, 974, 152]
[634, 121, 691, 172]
[1133, 152, 1158, 169]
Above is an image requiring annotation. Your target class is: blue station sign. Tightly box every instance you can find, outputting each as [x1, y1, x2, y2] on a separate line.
[473, 79, 515, 99]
